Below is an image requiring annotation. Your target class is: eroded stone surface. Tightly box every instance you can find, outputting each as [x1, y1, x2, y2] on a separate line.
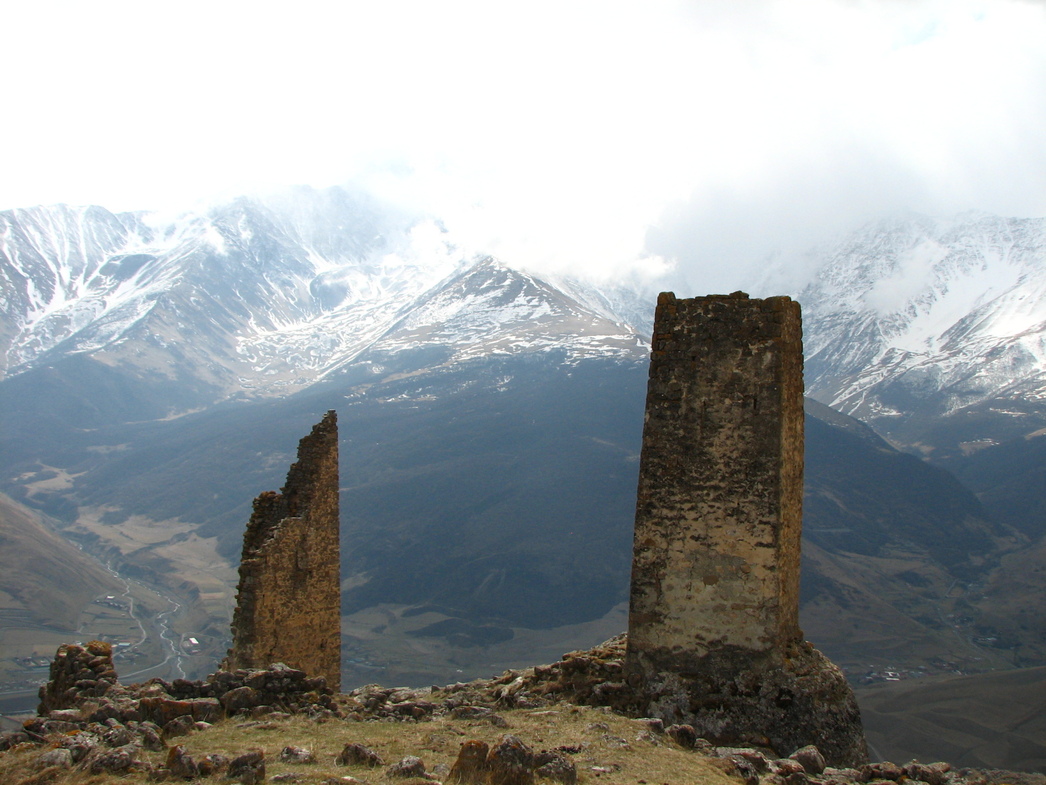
[37, 640, 118, 714]
[223, 411, 341, 690]
[627, 292, 804, 667]
[623, 292, 867, 766]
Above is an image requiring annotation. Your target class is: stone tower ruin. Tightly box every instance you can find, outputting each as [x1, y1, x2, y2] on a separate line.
[625, 292, 866, 766]
[223, 410, 341, 691]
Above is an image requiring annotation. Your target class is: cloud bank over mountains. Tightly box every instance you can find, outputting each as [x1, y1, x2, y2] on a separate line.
[4, 1, 1045, 292]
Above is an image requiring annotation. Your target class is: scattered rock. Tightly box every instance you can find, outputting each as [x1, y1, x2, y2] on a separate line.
[198, 752, 230, 776]
[448, 739, 490, 783]
[336, 741, 385, 767]
[228, 749, 266, 785]
[15, 634, 1033, 785]
[37, 747, 74, 769]
[56, 731, 100, 763]
[533, 750, 577, 784]
[85, 742, 140, 774]
[709, 755, 760, 785]
[139, 721, 166, 751]
[860, 761, 905, 782]
[47, 708, 83, 723]
[162, 714, 196, 739]
[0, 731, 30, 751]
[772, 759, 809, 776]
[717, 747, 771, 773]
[451, 705, 494, 720]
[280, 744, 316, 763]
[103, 723, 136, 747]
[165, 744, 199, 779]
[387, 755, 427, 778]
[222, 686, 262, 714]
[487, 734, 535, 785]
[791, 745, 827, 775]
[666, 723, 698, 748]
[906, 762, 952, 785]
[637, 717, 664, 734]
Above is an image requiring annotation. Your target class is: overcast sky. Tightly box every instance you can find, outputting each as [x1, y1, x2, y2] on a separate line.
[4, 0, 1045, 290]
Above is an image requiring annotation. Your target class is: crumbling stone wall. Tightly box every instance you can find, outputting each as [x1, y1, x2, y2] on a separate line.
[624, 292, 867, 766]
[37, 641, 119, 714]
[223, 410, 341, 691]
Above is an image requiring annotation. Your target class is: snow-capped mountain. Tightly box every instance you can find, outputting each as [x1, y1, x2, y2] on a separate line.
[4, 190, 1045, 451]
[797, 212, 1046, 446]
[359, 258, 646, 362]
[0, 190, 446, 397]
[0, 188, 650, 410]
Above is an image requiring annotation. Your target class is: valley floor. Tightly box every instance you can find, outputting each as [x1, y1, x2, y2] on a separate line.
[856, 666, 1046, 772]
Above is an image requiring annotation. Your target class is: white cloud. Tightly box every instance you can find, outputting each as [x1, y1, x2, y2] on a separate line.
[2, 0, 1044, 289]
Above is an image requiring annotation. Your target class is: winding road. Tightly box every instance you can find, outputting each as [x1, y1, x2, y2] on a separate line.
[93, 559, 186, 682]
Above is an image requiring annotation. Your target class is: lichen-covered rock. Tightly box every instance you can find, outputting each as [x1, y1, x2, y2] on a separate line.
[487, 734, 535, 785]
[165, 744, 199, 779]
[633, 641, 868, 766]
[102, 723, 136, 747]
[162, 714, 197, 739]
[448, 740, 490, 783]
[387, 755, 427, 778]
[198, 752, 230, 776]
[228, 749, 266, 784]
[0, 731, 30, 751]
[37, 747, 74, 769]
[336, 741, 384, 767]
[280, 745, 316, 763]
[666, 723, 698, 748]
[221, 685, 262, 714]
[772, 758, 809, 776]
[717, 746, 772, 773]
[84, 742, 139, 774]
[905, 761, 951, 785]
[791, 744, 827, 774]
[709, 755, 761, 785]
[533, 750, 577, 784]
[859, 761, 905, 781]
[38, 641, 120, 714]
[56, 730, 101, 763]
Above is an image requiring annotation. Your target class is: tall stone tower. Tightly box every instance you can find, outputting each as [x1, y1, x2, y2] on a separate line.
[224, 411, 341, 691]
[625, 292, 866, 766]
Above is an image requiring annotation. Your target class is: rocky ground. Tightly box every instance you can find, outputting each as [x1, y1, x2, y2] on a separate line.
[1, 637, 1042, 785]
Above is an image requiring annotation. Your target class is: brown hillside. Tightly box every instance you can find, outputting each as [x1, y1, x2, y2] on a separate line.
[0, 493, 120, 629]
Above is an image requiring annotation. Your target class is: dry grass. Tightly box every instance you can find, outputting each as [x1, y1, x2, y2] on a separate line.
[0, 703, 740, 785]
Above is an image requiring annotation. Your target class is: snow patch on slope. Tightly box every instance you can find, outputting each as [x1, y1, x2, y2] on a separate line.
[800, 212, 1046, 417]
